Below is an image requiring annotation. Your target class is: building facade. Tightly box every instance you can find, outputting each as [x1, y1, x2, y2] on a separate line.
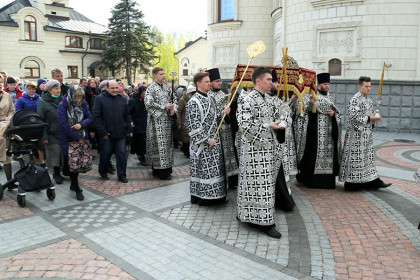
[207, 0, 420, 133]
[175, 37, 208, 86]
[0, 0, 107, 83]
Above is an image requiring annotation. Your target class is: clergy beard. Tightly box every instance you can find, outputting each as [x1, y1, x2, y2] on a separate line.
[269, 87, 277, 96]
[211, 87, 221, 92]
[318, 89, 328, 95]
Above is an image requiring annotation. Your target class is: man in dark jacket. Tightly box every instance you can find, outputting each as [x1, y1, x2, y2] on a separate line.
[51, 68, 69, 96]
[93, 80, 132, 183]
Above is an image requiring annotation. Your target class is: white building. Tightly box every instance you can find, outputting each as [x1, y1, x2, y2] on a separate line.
[207, 0, 420, 81]
[206, 0, 420, 133]
[175, 37, 208, 86]
[0, 0, 107, 82]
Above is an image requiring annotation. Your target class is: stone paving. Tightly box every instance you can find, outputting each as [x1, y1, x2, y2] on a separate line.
[0, 132, 419, 280]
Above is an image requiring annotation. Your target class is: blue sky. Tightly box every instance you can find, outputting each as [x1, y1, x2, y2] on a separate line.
[0, 0, 207, 36]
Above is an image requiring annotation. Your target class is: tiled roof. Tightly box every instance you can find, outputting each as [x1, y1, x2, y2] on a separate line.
[0, 0, 30, 25]
[0, 0, 107, 35]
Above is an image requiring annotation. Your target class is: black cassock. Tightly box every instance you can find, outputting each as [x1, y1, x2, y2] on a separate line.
[296, 92, 342, 189]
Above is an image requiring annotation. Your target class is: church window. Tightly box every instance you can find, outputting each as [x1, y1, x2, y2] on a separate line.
[218, 0, 234, 22]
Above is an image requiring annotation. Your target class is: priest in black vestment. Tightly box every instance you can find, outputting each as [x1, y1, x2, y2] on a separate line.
[296, 73, 342, 189]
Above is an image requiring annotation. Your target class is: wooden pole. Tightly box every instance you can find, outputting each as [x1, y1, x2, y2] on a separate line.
[377, 61, 385, 99]
[211, 41, 266, 143]
[212, 58, 252, 141]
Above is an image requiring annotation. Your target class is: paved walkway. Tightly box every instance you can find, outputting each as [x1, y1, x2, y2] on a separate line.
[0, 132, 419, 280]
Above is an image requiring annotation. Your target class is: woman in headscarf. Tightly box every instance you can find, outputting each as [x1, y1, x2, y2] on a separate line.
[57, 86, 92, 201]
[37, 80, 63, 184]
[0, 76, 15, 188]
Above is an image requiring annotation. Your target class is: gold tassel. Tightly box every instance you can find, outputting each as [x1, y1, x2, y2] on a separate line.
[299, 101, 303, 114]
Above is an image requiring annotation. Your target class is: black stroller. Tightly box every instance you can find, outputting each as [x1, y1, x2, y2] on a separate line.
[0, 109, 55, 207]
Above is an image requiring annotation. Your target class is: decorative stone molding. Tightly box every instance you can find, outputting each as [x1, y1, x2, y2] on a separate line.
[312, 21, 362, 63]
[11, 7, 49, 42]
[310, 0, 364, 8]
[211, 38, 239, 68]
[208, 20, 242, 32]
[271, 7, 282, 22]
[19, 55, 46, 78]
[19, 56, 46, 69]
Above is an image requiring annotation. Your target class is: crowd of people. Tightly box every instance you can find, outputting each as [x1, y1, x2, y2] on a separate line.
[0, 66, 395, 238]
[0, 69, 148, 201]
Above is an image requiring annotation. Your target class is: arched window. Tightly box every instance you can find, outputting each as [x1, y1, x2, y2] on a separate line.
[329, 59, 342, 76]
[24, 16, 37, 41]
[24, 60, 40, 78]
[181, 59, 189, 76]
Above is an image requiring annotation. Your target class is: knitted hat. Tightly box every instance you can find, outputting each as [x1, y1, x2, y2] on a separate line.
[99, 80, 108, 90]
[45, 79, 60, 92]
[37, 78, 47, 87]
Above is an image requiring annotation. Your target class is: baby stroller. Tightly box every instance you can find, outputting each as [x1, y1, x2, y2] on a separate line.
[0, 109, 55, 207]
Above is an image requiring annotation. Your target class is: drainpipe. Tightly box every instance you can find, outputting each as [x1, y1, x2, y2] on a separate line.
[82, 30, 92, 78]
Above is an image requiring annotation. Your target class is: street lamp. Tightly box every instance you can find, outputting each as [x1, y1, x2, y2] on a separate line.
[170, 71, 177, 94]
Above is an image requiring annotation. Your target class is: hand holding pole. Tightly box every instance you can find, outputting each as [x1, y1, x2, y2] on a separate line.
[211, 41, 266, 144]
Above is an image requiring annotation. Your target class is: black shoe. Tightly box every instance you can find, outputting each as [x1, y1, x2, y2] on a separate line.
[191, 196, 200, 204]
[266, 227, 282, 239]
[53, 173, 64, 184]
[119, 177, 128, 183]
[75, 189, 84, 201]
[70, 182, 78, 191]
[373, 179, 392, 190]
[100, 174, 110, 180]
